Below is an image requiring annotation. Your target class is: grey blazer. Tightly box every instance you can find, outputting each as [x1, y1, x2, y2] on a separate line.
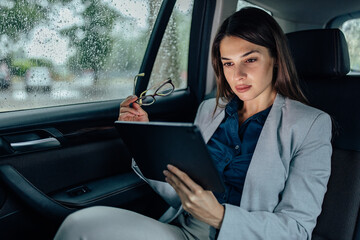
[132, 94, 332, 239]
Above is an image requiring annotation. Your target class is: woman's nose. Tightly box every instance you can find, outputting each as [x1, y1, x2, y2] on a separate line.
[232, 65, 246, 80]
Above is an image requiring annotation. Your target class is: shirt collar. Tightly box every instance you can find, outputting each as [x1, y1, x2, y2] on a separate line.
[225, 97, 272, 124]
[225, 97, 241, 116]
[250, 105, 272, 125]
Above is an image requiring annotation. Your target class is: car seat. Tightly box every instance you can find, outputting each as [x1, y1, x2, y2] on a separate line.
[287, 28, 360, 240]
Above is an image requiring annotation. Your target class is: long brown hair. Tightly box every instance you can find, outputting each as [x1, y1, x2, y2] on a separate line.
[212, 7, 307, 109]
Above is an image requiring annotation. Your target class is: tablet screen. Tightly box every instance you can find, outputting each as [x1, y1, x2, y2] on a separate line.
[115, 121, 225, 193]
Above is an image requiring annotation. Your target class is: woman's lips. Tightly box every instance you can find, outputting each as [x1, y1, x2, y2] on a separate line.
[235, 85, 251, 93]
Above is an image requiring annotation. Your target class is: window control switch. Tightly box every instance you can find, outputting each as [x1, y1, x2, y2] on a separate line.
[66, 185, 91, 197]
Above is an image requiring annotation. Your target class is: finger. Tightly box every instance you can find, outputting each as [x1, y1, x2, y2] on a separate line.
[118, 112, 140, 121]
[129, 103, 148, 119]
[164, 170, 192, 195]
[120, 95, 138, 107]
[167, 165, 202, 193]
[132, 102, 147, 115]
[119, 106, 141, 116]
[118, 112, 134, 121]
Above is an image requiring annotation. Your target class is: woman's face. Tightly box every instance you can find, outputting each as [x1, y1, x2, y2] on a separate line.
[220, 36, 276, 103]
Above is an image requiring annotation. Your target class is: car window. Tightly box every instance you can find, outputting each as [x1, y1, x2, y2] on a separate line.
[0, 0, 193, 112]
[237, 0, 271, 14]
[340, 18, 360, 73]
[147, 0, 193, 90]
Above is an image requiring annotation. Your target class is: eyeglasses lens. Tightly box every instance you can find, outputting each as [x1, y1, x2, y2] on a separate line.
[156, 83, 174, 96]
[139, 95, 155, 106]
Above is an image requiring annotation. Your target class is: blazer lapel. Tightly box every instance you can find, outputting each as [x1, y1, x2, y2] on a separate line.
[240, 94, 288, 211]
[201, 99, 227, 143]
[203, 110, 225, 143]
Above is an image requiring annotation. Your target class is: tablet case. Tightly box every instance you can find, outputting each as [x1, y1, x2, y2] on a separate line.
[115, 121, 225, 193]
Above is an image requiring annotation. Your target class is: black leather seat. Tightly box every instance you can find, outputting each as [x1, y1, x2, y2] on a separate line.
[287, 29, 360, 240]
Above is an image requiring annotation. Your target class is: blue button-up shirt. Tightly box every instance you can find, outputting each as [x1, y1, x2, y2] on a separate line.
[207, 98, 271, 205]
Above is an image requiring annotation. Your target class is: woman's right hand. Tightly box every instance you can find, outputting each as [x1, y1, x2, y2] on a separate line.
[118, 95, 149, 122]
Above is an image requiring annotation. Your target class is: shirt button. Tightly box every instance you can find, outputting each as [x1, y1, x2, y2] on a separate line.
[235, 145, 239, 150]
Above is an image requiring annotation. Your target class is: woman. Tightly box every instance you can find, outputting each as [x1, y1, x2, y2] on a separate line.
[55, 7, 332, 239]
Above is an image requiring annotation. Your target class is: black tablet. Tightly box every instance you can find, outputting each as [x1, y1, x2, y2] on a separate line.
[115, 121, 225, 193]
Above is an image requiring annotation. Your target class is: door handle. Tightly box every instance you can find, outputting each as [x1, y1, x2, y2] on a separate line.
[10, 137, 60, 151]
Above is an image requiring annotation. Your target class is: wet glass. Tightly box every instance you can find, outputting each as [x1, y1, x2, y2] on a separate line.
[341, 18, 360, 72]
[0, 0, 194, 112]
[148, 0, 193, 91]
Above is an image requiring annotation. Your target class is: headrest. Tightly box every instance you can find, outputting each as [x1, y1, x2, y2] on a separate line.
[286, 29, 350, 77]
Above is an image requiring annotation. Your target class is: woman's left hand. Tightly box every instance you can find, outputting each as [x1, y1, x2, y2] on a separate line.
[163, 164, 225, 229]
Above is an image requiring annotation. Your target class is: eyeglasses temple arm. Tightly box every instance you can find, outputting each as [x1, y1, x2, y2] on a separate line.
[133, 73, 145, 95]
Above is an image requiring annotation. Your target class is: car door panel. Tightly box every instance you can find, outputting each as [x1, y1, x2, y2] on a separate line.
[0, 115, 169, 239]
[0, 93, 191, 239]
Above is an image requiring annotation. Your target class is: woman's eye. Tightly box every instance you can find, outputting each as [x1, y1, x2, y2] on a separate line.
[246, 58, 257, 63]
[223, 62, 233, 67]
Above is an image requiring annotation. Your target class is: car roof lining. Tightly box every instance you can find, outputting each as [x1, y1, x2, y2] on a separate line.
[247, 0, 360, 26]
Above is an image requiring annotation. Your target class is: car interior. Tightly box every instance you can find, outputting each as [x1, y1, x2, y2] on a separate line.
[0, 0, 359, 239]
[287, 28, 360, 240]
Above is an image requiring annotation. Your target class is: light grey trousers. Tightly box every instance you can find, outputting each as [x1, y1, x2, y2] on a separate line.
[54, 206, 215, 240]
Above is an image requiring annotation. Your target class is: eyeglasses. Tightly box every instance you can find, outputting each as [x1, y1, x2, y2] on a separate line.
[133, 73, 174, 106]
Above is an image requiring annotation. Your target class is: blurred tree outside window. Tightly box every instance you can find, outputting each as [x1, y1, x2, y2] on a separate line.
[149, 0, 193, 90]
[0, 0, 193, 112]
[341, 18, 360, 73]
